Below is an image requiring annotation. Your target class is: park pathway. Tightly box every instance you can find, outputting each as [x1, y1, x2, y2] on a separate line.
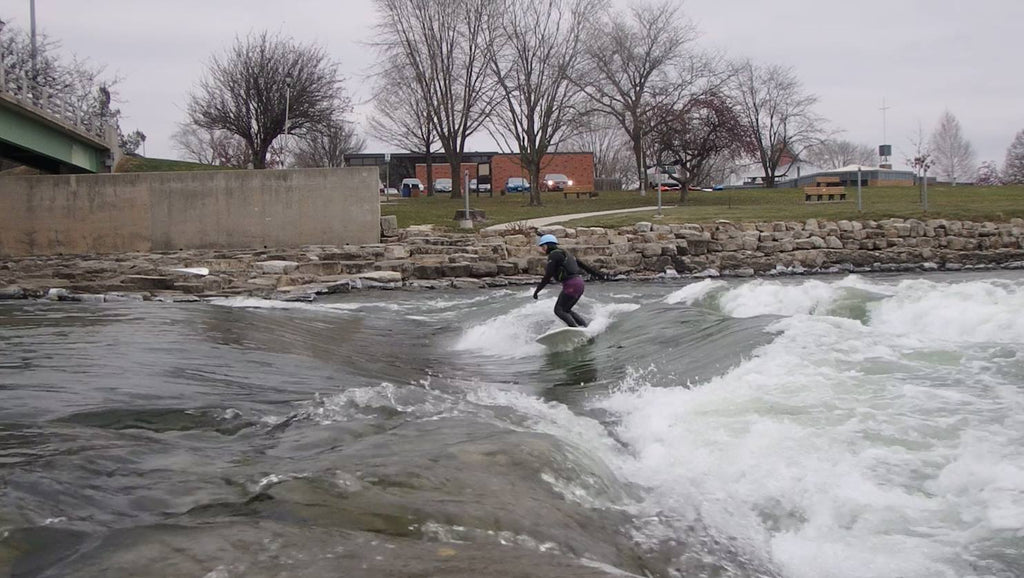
[481, 205, 663, 232]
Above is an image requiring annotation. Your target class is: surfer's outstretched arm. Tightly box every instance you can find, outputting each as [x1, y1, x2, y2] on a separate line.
[577, 258, 605, 280]
[533, 253, 563, 299]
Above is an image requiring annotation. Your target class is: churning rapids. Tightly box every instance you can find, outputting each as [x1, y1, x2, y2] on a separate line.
[2, 271, 1023, 578]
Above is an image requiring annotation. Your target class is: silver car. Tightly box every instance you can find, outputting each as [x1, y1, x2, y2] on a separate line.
[433, 178, 452, 193]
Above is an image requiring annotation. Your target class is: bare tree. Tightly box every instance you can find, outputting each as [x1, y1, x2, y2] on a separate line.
[562, 114, 635, 188]
[803, 139, 876, 170]
[577, 0, 695, 195]
[649, 88, 751, 202]
[0, 24, 66, 87]
[975, 160, 1002, 186]
[367, 62, 438, 193]
[732, 60, 825, 188]
[929, 110, 975, 186]
[186, 31, 347, 169]
[1, 23, 126, 146]
[291, 117, 365, 168]
[1004, 129, 1024, 185]
[700, 151, 748, 188]
[172, 123, 268, 167]
[906, 124, 934, 204]
[486, 0, 604, 205]
[374, 0, 498, 199]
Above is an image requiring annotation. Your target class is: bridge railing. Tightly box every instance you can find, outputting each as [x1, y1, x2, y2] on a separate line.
[0, 67, 107, 140]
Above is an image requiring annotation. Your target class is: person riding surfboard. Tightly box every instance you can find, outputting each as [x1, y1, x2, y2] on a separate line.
[533, 234, 604, 327]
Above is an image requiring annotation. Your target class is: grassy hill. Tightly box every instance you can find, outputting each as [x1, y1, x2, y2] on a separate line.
[114, 156, 230, 173]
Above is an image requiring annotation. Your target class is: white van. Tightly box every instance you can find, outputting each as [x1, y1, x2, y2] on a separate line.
[400, 178, 424, 197]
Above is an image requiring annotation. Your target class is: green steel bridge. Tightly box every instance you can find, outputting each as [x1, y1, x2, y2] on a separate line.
[0, 68, 119, 174]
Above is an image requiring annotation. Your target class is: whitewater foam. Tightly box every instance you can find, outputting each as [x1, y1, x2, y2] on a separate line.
[867, 278, 1024, 344]
[453, 295, 639, 358]
[664, 278, 726, 305]
[590, 274, 1024, 577]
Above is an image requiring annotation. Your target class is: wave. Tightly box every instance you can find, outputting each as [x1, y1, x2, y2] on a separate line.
[590, 274, 1024, 577]
[452, 294, 641, 359]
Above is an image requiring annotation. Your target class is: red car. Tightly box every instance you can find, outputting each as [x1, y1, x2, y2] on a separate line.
[542, 173, 573, 191]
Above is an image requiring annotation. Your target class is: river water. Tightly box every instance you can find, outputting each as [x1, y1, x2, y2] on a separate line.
[2, 272, 1022, 577]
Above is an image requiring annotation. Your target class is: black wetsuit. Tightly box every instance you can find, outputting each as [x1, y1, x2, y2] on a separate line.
[534, 247, 600, 327]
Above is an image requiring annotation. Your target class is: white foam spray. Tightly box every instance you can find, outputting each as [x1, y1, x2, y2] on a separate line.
[592, 274, 1024, 577]
[453, 293, 639, 358]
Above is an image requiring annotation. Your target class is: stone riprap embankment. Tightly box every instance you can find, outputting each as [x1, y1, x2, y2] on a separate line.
[2, 217, 1024, 303]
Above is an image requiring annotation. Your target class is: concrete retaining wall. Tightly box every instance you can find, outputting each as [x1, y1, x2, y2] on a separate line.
[0, 167, 380, 257]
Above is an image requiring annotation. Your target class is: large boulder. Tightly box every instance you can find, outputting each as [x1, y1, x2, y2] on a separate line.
[380, 215, 399, 238]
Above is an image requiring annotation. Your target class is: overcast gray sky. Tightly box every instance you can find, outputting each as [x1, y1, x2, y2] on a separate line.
[4, 0, 1022, 171]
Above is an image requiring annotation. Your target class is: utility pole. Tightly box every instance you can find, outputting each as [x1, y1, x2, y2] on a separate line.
[29, 0, 37, 81]
[283, 73, 293, 169]
[879, 97, 891, 147]
[0, 18, 7, 89]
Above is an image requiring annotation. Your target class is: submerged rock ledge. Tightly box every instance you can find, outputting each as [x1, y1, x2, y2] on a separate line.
[3, 217, 1024, 303]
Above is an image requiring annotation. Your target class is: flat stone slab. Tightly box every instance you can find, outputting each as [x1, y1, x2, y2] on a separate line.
[357, 271, 403, 284]
[254, 261, 299, 275]
[0, 286, 25, 299]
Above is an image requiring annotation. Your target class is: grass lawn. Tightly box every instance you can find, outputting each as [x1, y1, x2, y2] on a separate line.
[380, 190, 658, 229]
[382, 186, 1024, 230]
[115, 156, 228, 173]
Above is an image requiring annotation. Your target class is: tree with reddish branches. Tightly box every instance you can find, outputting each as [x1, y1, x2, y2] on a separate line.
[648, 91, 752, 203]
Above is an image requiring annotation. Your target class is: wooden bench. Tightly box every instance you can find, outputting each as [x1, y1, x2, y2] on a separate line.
[562, 186, 597, 199]
[804, 186, 847, 203]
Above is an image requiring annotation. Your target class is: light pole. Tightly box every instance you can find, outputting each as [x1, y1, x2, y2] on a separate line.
[283, 73, 293, 168]
[0, 17, 6, 89]
[922, 166, 929, 212]
[459, 170, 473, 229]
[29, 0, 37, 82]
[856, 165, 863, 212]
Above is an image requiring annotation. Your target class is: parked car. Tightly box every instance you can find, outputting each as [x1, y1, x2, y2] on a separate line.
[401, 178, 424, 191]
[382, 187, 399, 197]
[542, 173, 572, 191]
[504, 177, 531, 193]
[477, 179, 491, 193]
[433, 178, 452, 193]
[400, 178, 424, 197]
[657, 181, 681, 192]
[469, 178, 478, 192]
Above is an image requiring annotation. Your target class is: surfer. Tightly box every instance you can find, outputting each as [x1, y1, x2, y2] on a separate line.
[533, 234, 604, 327]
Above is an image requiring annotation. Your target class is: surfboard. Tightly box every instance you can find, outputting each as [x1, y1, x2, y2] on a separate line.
[535, 326, 591, 350]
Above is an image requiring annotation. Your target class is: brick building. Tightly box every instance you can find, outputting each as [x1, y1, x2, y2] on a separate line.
[347, 151, 595, 193]
[490, 153, 594, 192]
[415, 153, 594, 192]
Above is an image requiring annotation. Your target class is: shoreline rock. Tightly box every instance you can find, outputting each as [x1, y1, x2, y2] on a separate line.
[2, 218, 1024, 303]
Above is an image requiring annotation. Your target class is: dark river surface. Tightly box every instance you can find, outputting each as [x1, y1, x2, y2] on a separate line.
[2, 272, 1023, 577]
